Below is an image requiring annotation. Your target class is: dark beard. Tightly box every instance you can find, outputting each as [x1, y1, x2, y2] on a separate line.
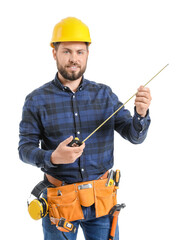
[57, 61, 87, 81]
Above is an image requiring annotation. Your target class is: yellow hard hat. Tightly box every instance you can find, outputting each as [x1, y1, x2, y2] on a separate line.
[50, 17, 91, 48]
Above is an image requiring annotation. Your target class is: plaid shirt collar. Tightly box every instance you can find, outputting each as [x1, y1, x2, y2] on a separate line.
[53, 72, 86, 92]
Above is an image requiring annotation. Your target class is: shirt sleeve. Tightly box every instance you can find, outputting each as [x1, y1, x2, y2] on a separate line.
[111, 90, 151, 144]
[18, 96, 57, 169]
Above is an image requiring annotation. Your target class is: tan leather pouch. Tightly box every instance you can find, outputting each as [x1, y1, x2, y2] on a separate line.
[77, 182, 95, 207]
[94, 179, 117, 218]
[47, 184, 84, 222]
[47, 177, 117, 222]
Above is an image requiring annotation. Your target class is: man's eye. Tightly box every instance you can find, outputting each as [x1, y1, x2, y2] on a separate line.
[78, 51, 83, 55]
[64, 51, 69, 54]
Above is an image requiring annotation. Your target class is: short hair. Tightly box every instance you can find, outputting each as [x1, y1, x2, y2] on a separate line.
[53, 42, 89, 51]
[53, 42, 60, 50]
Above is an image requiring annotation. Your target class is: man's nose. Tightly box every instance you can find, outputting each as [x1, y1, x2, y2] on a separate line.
[69, 52, 78, 63]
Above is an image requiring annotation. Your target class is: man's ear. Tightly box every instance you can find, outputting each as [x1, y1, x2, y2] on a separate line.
[52, 48, 57, 60]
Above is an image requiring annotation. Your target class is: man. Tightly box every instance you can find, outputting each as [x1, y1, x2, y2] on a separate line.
[18, 17, 151, 240]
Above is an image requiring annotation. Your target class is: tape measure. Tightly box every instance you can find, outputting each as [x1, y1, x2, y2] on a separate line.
[50, 217, 76, 233]
[68, 137, 82, 147]
[69, 64, 169, 147]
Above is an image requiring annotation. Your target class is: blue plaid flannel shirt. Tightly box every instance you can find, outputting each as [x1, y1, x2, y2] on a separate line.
[18, 73, 151, 183]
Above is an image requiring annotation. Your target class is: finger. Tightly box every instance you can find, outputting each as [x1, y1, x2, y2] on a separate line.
[73, 143, 85, 153]
[70, 141, 85, 148]
[69, 149, 84, 162]
[135, 96, 150, 104]
[136, 92, 149, 99]
[61, 136, 73, 146]
[74, 151, 84, 159]
[136, 91, 152, 101]
[138, 86, 150, 93]
[80, 142, 85, 150]
[135, 102, 149, 110]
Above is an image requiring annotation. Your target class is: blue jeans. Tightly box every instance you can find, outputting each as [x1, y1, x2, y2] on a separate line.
[42, 204, 119, 240]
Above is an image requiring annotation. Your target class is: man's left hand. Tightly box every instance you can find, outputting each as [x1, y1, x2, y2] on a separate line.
[135, 86, 152, 117]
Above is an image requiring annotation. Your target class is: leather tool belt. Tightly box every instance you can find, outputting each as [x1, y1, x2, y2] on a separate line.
[46, 172, 118, 223]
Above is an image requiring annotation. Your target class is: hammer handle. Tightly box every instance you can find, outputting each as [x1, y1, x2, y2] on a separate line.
[109, 215, 118, 240]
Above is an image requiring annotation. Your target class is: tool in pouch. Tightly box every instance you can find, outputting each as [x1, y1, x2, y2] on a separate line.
[104, 169, 124, 240]
[106, 169, 121, 188]
[68, 64, 169, 147]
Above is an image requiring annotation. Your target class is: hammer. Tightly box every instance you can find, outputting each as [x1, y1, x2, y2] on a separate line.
[109, 203, 126, 240]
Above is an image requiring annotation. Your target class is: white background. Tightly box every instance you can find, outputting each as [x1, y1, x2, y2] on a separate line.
[0, 0, 176, 239]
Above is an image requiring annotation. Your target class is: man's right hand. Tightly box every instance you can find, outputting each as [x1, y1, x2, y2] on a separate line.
[51, 136, 85, 165]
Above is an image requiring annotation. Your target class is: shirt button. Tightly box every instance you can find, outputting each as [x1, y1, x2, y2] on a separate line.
[77, 131, 80, 135]
[140, 119, 144, 124]
[138, 117, 141, 120]
[81, 168, 84, 172]
[75, 113, 78, 116]
[73, 95, 75, 99]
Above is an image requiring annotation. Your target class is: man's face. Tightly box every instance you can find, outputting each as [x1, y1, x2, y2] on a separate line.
[53, 42, 89, 81]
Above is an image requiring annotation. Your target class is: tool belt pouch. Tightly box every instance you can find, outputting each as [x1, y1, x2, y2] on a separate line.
[47, 184, 84, 222]
[94, 179, 117, 218]
[47, 178, 117, 223]
[77, 183, 95, 207]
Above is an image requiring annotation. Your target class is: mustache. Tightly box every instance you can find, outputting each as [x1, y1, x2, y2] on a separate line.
[66, 63, 81, 68]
